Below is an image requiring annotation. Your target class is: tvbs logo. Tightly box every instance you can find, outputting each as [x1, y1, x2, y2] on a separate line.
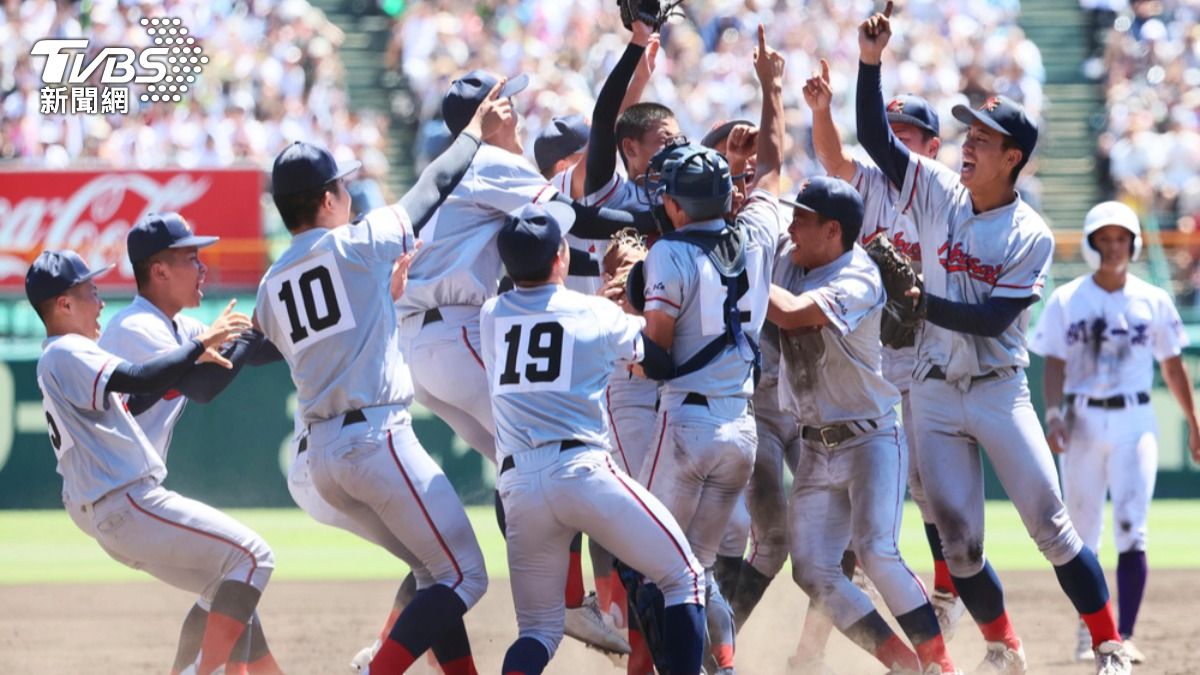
[31, 17, 205, 104]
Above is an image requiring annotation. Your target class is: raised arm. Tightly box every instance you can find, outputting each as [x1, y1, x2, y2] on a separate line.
[855, 1, 910, 188]
[752, 24, 786, 196]
[803, 58, 855, 182]
[583, 22, 654, 197]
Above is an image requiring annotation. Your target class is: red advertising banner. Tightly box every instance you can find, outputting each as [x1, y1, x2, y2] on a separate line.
[0, 168, 265, 291]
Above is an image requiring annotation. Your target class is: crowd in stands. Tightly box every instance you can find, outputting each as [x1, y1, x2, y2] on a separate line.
[0, 0, 392, 206]
[387, 0, 1046, 201]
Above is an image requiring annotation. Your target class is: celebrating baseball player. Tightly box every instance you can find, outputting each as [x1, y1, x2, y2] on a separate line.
[856, 3, 1132, 673]
[803, 56, 968, 639]
[1030, 200, 1199, 665]
[768, 176, 958, 674]
[98, 213, 285, 675]
[253, 84, 513, 673]
[28, 250, 271, 675]
[480, 201, 706, 675]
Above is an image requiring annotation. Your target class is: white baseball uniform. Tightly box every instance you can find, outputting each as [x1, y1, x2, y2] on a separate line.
[256, 203, 486, 608]
[1030, 273, 1188, 553]
[638, 188, 782, 569]
[38, 334, 273, 604]
[898, 153, 1085, 576]
[774, 243, 930, 630]
[395, 144, 560, 462]
[480, 283, 704, 658]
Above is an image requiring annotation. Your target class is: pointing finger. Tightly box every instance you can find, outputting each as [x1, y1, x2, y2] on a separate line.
[884, 0, 893, 18]
[820, 58, 830, 82]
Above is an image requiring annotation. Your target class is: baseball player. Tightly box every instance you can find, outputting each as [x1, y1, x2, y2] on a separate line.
[255, 88, 506, 672]
[480, 201, 706, 675]
[802, 58, 967, 636]
[629, 27, 786, 674]
[28, 250, 271, 675]
[768, 177, 958, 674]
[856, 4, 1131, 673]
[98, 213, 285, 675]
[1031, 200, 1199, 665]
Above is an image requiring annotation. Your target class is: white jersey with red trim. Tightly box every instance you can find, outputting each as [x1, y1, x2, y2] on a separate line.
[396, 144, 559, 317]
[581, 165, 647, 214]
[99, 296, 207, 459]
[896, 154, 1053, 382]
[853, 159, 920, 390]
[36, 333, 166, 505]
[1030, 274, 1188, 397]
[256, 204, 417, 424]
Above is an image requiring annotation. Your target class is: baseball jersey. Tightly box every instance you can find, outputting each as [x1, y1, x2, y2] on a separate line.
[36, 334, 166, 505]
[582, 164, 647, 214]
[395, 144, 559, 318]
[256, 204, 417, 424]
[642, 189, 782, 398]
[554, 165, 609, 296]
[896, 154, 1054, 382]
[480, 284, 645, 464]
[99, 295, 207, 458]
[774, 244, 899, 425]
[1030, 274, 1188, 397]
[853, 159, 920, 389]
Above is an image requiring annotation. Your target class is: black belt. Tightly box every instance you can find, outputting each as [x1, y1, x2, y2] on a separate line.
[297, 409, 368, 453]
[422, 308, 443, 326]
[801, 419, 878, 448]
[499, 439, 586, 475]
[1066, 392, 1150, 409]
[925, 366, 1008, 383]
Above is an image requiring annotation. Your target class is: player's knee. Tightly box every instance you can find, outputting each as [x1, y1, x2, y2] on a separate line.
[854, 537, 902, 578]
[790, 560, 834, 598]
[943, 537, 986, 575]
[1031, 507, 1085, 566]
[454, 562, 488, 610]
[657, 563, 704, 607]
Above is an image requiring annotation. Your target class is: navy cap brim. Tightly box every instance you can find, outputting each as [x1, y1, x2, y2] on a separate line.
[77, 263, 116, 285]
[499, 73, 529, 99]
[886, 112, 937, 135]
[331, 159, 362, 182]
[700, 119, 756, 149]
[541, 200, 576, 234]
[951, 104, 1010, 136]
[168, 235, 220, 250]
[779, 196, 818, 213]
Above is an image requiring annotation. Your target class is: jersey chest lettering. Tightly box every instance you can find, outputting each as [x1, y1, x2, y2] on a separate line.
[864, 227, 921, 261]
[937, 241, 1003, 285]
[493, 313, 577, 393]
[266, 251, 358, 354]
[1065, 318, 1149, 347]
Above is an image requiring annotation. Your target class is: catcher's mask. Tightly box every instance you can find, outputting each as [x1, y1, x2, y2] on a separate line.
[641, 137, 733, 231]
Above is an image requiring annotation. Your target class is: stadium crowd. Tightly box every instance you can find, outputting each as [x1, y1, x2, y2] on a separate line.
[0, 0, 392, 204]
[387, 0, 1046, 199]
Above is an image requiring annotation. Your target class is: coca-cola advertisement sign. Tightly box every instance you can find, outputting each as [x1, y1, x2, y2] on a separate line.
[0, 168, 264, 291]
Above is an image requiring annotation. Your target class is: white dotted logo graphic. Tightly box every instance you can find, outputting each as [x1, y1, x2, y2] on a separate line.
[138, 17, 206, 103]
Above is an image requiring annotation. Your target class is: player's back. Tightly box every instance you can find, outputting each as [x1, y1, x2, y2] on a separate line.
[480, 284, 644, 462]
[397, 145, 555, 317]
[256, 209, 414, 424]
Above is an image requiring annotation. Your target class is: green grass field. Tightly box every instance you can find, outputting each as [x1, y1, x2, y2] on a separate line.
[2, 501, 1197, 584]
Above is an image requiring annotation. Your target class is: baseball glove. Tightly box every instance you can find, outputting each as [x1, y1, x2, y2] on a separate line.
[863, 235, 925, 349]
[617, 0, 686, 31]
[603, 227, 648, 286]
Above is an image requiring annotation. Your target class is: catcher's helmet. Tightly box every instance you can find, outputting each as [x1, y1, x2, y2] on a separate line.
[1081, 201, 1141, 270]
[642, 137, 733, 222]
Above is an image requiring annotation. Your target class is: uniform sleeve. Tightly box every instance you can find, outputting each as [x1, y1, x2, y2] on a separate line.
[596, 300, 646, 364]
[356, 203, 417, 264]
[470, 155, 560, 214]
[1151, 291, 1189, 361]
[737, 189, 784, 249]
[894, 154, 960, 234]
[642, 244, 686, 318]
[46, 339, 125, 411]
[806, 262, 885, 336]
[98, 317, 173, 362]
[992, 228, 1054, 300]
[1028, 291, 1067, 359]
[581, 171, 624, 207]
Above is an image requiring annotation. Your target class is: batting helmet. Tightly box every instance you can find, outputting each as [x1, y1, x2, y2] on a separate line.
[1081, 201, 1142, 270]
[641, 138, 733, 224]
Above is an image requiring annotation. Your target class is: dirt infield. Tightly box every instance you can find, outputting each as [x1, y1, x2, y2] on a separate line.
[0, 570, 1193, 674]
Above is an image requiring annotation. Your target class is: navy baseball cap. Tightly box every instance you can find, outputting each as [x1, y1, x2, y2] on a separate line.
[534, 114, 589, 175]
[886, 95, 939, 136]
[127, 212, 218, 264]
[25, 250, 114, 306]
[442, 70, 530, 137]
[271, 141, 361, 197]
[497, 202, 576, 280]
[700, 119, 755, 149]
[952, 95, 1038, 160]
[781, 176, 865, 232]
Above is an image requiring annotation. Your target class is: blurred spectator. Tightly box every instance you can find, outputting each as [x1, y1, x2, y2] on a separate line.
[0, 0, 392, 202]
[383, 0, 1045, 197]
